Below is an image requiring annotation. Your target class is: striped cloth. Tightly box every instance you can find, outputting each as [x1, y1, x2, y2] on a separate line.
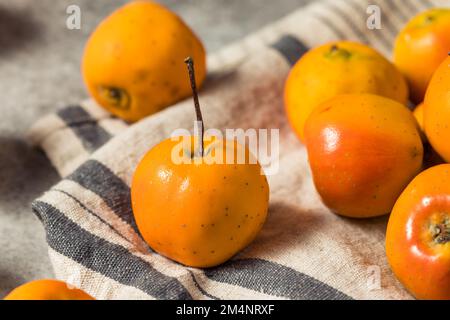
[29, 0, 446, 300]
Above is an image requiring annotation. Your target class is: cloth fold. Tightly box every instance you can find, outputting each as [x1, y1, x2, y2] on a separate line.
[29, 0, 441, 299]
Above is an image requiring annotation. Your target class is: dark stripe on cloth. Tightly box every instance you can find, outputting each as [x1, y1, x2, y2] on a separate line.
[373, 1, 398, 38]
[326, 1, 375, 45]
[418, 0, 436, 9]
[188, 271, 219, 300]
[271, 35, 309, 66]
[204, 258, 352, 300]
[401, 0, 418, 13]
[52, 188, 130, 244]
[32, 201, 192, 300]
[66, 159, 138, 232]
[385, 0, 410, 22]
[57, 105, 111, 152]
[311, 12, 349, 40]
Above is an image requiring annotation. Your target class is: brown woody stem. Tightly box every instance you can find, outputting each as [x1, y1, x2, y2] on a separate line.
[184, 57, 204, 157]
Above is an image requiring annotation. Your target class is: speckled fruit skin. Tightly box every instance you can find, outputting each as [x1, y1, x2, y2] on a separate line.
[82, 1, 206, 122]
[394, 8, 450, 104]
[424, 56, 450, 162]
[284, 41, 408, 141]
[304, 94, 423, 218]
[131, 136, 269, 268]
[4, 280, 94, 300]
[386, 164, 450, 300]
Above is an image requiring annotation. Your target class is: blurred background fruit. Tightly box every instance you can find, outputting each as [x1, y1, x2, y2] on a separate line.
[82, 1, 206, 122]
[285, 41, 408, 141]
[424, 55, 450, 162]
[394, 8, 450, 104]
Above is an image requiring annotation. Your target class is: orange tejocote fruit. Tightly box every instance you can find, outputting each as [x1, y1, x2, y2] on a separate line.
[413, 102, 425, 132]
[284, 41, 408, 141]
[304, 94, 423, 218]
[394, 8, 450, 104]
[424, 55, 450, 162]
[386, 164, 450, 300]
[82, 0, 206, 122]
[4, 279, 94, 300]
[131, 58, 269, 268]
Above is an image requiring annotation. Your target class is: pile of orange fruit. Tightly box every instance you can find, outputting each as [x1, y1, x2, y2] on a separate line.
[285, 8, 450, 300]
[4, 1, 449, 300]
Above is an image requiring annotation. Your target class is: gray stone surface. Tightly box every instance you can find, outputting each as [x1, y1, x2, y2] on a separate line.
[0, 0, 311, 297]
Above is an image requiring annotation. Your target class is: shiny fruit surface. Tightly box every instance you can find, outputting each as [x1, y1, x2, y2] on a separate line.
[386, 164, 450, 300]
[304, 94, 423, 218]
[131, 136, 269, 268]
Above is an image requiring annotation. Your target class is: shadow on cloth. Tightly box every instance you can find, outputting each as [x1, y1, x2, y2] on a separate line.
[243, 201, 326, 257]
[0, 136, 59, 207]
[0, 6, 43, 57]
[0, 268, 25, 299]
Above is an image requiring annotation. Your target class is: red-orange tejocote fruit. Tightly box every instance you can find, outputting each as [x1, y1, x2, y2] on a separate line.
[394, 8, 450, 104]
[3, 279, 94, 300]
[284, 41, 408, 141]
[131, 58, 269, 268]
[82, 0, 206, 122]
[304, 94, 423, 218]
[386, 164, 450, 300]
[424, 55, 450, 162]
